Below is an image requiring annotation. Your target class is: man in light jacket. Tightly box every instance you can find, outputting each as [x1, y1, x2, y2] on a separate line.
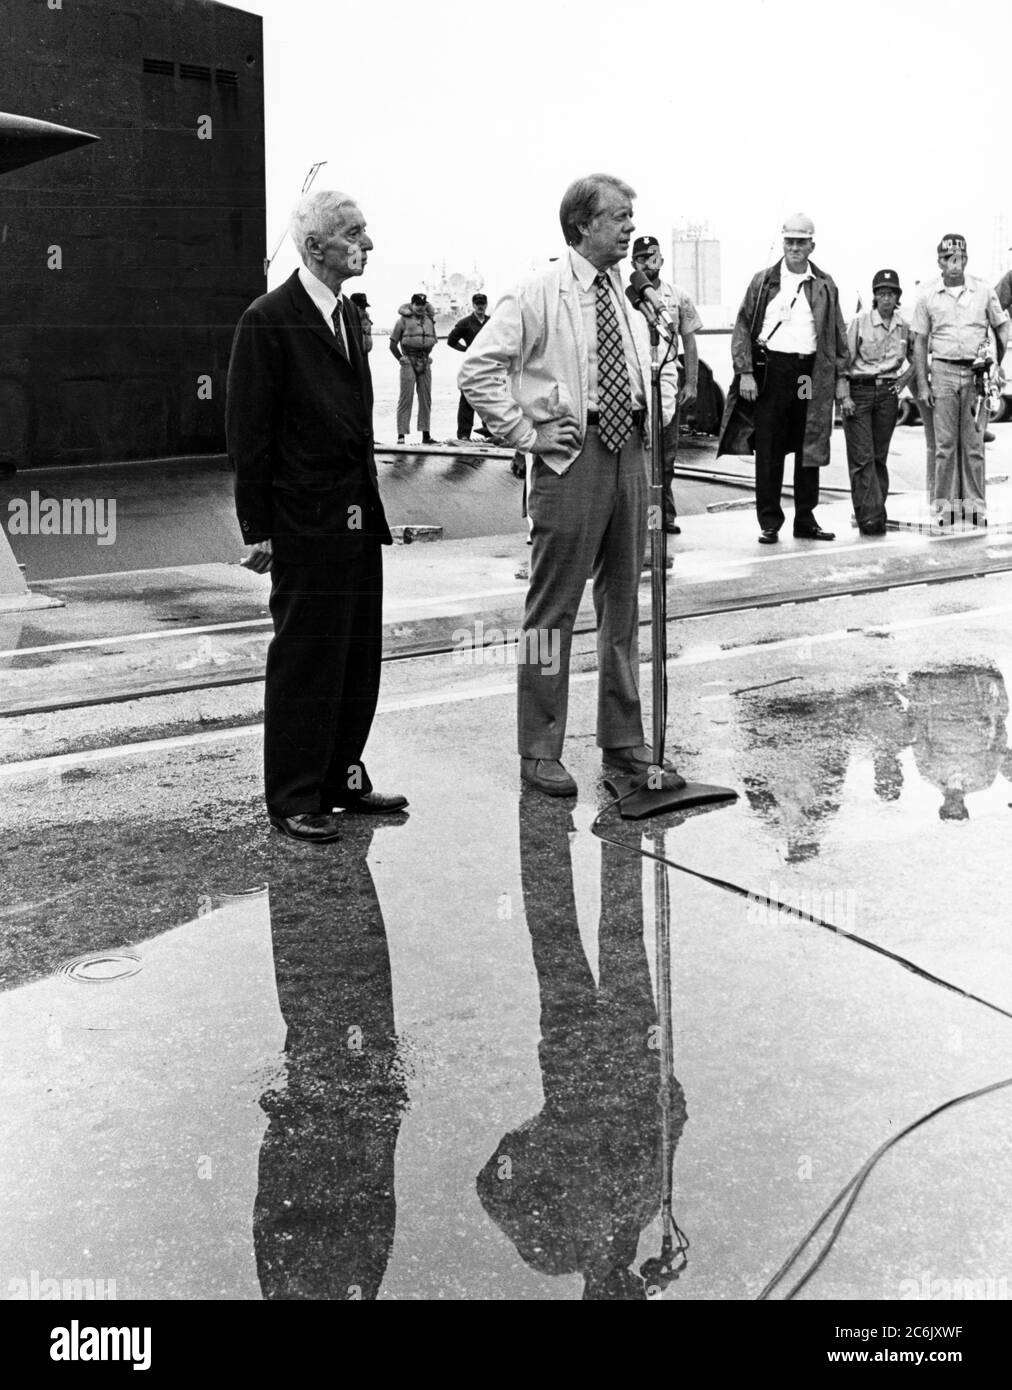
[458, 172, 683, 798]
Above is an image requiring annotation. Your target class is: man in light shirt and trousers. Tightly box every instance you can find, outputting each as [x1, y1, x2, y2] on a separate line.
[838, 269, 915, 534]
[718, 213, 850, 545]
[629, 234, 702, 534]
[912, 234, 1008, 528]
[458, 173, 683, 799]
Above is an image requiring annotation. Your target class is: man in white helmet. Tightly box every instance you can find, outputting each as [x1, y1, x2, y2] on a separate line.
[718, 213, 850, 544]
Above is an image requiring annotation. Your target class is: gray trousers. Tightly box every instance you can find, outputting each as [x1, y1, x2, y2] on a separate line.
[518, 425, 647, 759]
[397, 355, 432, 435]
[930, 360, 986, 519]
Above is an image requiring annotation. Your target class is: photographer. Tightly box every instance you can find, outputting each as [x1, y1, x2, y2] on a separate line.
[911, 234, 1008, 529]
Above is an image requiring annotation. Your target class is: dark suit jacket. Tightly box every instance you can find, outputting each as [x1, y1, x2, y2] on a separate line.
[226, 270, 392, 563]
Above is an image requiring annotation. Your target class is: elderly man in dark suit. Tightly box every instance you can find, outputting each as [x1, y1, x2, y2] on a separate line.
[226, 189, 407, 843]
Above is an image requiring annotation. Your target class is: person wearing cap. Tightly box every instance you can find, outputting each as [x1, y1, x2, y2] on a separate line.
[838, 270, 915, 535]
[630, 235, 702, 534]
[718, 213, 850, 545]
[457, 173, 683, 799]
[389, 292, 438, 444]
[349, 291, 373, 353]
[447, 293, 492, 440]
[912, 235, 1008, 528]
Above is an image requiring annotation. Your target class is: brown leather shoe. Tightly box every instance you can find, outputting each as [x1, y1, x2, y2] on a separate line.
[269, 812, 342, 843]
[338, 790, 409, 814]
[520, 758, 577, 796]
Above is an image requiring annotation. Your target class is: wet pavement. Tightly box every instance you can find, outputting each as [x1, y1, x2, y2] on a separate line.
[3, 517, 1012, 1300]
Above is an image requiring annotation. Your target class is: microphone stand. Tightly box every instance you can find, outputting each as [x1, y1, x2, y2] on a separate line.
[639, 825, 689, 1293]
[603, 294, 737, 819]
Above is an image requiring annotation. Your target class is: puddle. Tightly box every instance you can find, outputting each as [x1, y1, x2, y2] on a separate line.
[54, 951, 142, 984]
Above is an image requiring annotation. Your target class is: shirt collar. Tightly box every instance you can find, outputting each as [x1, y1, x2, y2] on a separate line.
[298, 263, 341, 321]
[570, 246, 615, 291]
[871, 306, 904, 329]
[779, 256, 813, 282]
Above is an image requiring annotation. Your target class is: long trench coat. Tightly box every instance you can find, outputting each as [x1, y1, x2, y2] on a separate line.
[716, 259, 849, 468]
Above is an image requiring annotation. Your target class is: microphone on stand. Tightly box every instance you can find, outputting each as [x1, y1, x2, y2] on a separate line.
[625, 269, 676, 341]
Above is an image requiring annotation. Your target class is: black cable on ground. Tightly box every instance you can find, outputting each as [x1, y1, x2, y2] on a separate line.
[589, 787, 1012, 1296]
[756, 1075, 1012, 1300]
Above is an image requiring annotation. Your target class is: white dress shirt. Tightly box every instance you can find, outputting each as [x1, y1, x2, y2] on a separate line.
[569, 248, 646, 411]
[759, 258, 817, 354]
[297, 263, 348, 355]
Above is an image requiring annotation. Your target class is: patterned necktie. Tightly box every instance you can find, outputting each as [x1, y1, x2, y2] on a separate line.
[331, 303, 349, 360]
[594, 272, 634, 452]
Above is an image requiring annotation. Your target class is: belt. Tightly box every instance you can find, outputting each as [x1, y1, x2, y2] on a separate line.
[586, 408, 646, 429]
[851, 374, 899, 385]
[766, 349, 816, 362]
[934, 357, 975, 366]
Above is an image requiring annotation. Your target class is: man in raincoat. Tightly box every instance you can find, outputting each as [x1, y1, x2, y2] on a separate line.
[717, 214, 850, 544]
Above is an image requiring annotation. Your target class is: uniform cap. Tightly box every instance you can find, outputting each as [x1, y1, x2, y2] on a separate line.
[782, 213, 815, 239]
[871, 268, 901, 295]
[632, 235, 661, 257]
[937, 233, 966, 255]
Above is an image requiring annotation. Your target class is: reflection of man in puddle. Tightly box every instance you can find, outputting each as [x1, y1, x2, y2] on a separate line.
[742, 691, 851, 863]
[477, 789, 686, 1300]
[255, 821, 408, 1299]
[907, 665, 1009, 820]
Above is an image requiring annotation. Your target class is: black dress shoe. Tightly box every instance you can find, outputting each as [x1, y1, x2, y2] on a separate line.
[338, 790, 409, 814]
[269, 812, 342, 843]
[758, 529, 779, 544]
[663, 517, 681, 535]
[793, 526, 835, 541]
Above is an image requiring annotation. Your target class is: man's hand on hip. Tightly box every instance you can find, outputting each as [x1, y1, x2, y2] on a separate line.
[533, 417, 581, 458]
[739, 372, 758, 402]
[241, 538, 273, 574]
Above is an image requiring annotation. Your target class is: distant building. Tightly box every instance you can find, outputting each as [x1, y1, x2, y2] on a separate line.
[672, 224, 722, 310]
[3, 0, 265, 469]
[423, 264, 485, 338]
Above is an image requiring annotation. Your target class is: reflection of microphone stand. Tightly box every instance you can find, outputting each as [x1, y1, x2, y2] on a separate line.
[603, 280, 737, 819]
[640, 827, 689, 1291]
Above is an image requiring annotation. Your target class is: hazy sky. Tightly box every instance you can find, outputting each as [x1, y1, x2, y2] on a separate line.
[242, 0, 1011, 325]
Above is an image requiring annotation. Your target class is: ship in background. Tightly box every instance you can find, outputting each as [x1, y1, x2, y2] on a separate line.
[424, 263, 485, 337]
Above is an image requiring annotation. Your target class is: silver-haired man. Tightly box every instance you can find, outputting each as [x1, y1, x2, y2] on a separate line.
[226, 189, 407, 843]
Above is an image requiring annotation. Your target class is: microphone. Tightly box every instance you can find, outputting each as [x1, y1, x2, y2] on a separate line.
[627, 269, 677, 334]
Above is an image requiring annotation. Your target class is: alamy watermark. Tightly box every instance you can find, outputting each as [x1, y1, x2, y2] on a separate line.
[6, 492, 116, 546]
[451, 620, 560, 676]
[895, 1269, 1008, 1300]
[7, 1269, 117, 1300]
[746, 880, 858, 930]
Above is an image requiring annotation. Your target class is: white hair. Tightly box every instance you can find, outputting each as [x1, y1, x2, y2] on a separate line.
[289, 189, 358, 264]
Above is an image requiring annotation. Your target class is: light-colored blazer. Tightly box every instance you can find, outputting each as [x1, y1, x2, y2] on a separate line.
[457, 253, 679, 474]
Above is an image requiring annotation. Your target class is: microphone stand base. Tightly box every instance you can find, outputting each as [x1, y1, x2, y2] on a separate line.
[603, 772, 738, 820]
